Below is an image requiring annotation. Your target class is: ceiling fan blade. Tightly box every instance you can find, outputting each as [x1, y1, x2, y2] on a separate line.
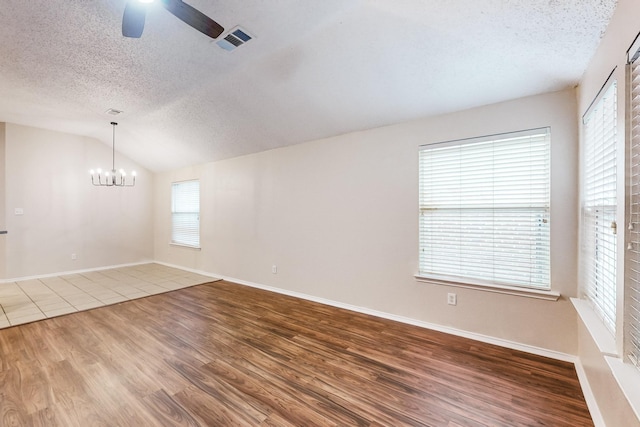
[122, 1, 147, 38]
[161, 0, 224, 39]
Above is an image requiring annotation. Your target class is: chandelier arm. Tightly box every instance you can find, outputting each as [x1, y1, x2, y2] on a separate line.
[90, 122, 135, 187]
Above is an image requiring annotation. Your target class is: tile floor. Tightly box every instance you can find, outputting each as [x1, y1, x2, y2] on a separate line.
[0, 263, 217, 329]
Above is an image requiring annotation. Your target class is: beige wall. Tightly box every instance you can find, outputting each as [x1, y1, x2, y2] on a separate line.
[155, 88, 579, 355]
[576, 0, 640, 424]
[3, 123, 154, 279]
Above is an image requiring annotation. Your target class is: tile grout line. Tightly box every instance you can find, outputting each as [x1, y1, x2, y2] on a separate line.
[8, 280, 47, 324]
[0, 264, 214, 329]
[40, 277, 94, 315]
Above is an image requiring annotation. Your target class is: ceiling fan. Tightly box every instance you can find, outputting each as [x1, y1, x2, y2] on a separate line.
[122, 0, 224, 40]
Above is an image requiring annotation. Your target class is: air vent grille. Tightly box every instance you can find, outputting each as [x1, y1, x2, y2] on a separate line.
[105, 108, 123, 116]
[217, 27, 254, 52]
[224, 34, 244, 47]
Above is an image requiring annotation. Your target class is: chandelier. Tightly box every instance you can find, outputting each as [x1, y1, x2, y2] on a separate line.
[90, 122, 136, 187]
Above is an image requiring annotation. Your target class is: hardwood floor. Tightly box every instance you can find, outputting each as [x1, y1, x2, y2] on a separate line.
[0, 280, 593, 426]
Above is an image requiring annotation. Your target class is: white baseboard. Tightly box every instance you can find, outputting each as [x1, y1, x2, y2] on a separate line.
[0, 260, 154, 284]
[153, 261, 221, 281]
[575, 359, 607, 427]
[205, 272, 575, 362]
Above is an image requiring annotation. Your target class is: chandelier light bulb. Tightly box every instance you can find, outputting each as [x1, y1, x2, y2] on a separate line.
[132, 171, 137, 177]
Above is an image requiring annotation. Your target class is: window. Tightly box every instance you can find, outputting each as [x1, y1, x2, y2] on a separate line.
[171, 180, 200, 248]
[627, 45, 640, 368]
[582, 81, 617, 335]
[418, 128, 551, 290]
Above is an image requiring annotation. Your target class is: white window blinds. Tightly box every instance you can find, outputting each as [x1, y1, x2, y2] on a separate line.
[628, 51, 640, 367]
[582, 81, 617, 335]
[418, 128, 551, 289]
[171, 180, 200, 248]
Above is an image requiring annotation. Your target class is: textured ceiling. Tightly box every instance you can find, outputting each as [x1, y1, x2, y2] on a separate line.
[0, 0, 617, 172]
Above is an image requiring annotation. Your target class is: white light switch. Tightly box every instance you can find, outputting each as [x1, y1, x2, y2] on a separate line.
[14, 208, 24, 215]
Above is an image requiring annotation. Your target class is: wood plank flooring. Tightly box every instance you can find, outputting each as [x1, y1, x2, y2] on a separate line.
[0, 280, 594, 426]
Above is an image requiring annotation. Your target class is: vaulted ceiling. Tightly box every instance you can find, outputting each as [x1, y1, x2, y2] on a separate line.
[0, 0, 617, 172]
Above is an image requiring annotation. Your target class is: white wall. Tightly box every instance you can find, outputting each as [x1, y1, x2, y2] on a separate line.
[576, 0, 640, 424]
[3, 123, 154, 279]
[155, 88, 579, 355]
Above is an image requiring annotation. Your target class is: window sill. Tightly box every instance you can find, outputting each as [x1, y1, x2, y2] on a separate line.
[605, 356, 640, 421]
[571, 298, 640, 421]
[169, 242, 201, 250]
[414, 274, 560, 301]
[571, 298, 617, 356]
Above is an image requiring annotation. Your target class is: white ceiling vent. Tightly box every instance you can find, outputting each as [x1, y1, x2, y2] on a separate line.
[216, 26, 254, 52]
[105, 108, 123, 116]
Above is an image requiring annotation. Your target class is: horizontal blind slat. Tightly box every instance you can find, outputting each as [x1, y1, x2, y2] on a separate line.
[419, 128, 550, 289]
[629, 58, 640, 369]
[171, 180, 200, 247]
[582, 81, 617, 337]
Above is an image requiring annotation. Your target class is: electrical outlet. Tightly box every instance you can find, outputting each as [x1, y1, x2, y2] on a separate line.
[71, 253, 77, 260]
[272, 265, 277, 274]
[447, 293, 457, 306]
[14, 208, 24, 215]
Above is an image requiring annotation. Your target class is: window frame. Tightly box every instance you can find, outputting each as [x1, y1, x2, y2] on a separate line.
[581, 79, 618, 337]
[626, 38, 640, 371]
[416, 128, 552, 294]
[171, 179, 201, 249]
